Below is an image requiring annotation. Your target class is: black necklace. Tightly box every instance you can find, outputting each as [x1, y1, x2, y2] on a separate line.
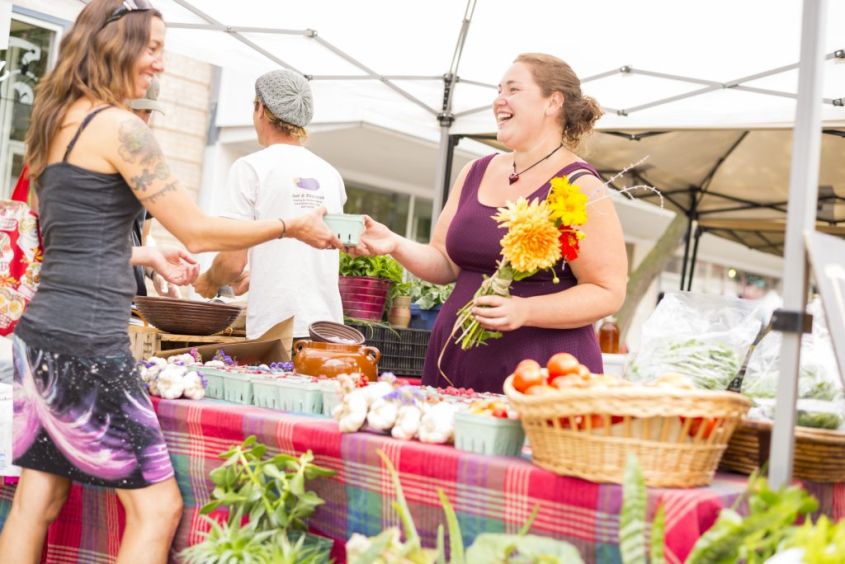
[509, 143, 564, 185]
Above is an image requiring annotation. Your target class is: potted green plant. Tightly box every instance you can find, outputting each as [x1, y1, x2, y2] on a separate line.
[409, 279, 454, 330]
[338, 253, 403, 322]
[181, 436, 336, 564]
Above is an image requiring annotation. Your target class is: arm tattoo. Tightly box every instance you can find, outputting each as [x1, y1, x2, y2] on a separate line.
[118, 119, 171, 192]
[139, 181, 178, 205]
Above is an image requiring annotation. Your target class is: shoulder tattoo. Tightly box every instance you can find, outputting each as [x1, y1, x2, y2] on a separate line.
[118, 119, 171, 192]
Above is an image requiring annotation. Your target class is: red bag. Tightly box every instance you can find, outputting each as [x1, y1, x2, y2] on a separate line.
[0, 164, 43, 336]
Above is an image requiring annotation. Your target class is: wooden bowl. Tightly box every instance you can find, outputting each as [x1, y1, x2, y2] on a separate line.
[134, 296, 242, 336]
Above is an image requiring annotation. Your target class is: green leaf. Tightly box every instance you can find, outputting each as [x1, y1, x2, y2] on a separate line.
[436, 525, 446, 564]
[377, 449, 419, 546]
[304, 465, 337, 479]
[518, 505, 541, 537]
[650, 502, 666, 564]
[199, 500, 223, 515]
[620, 454, 647, 564]
[290, 471, 306, 497]
[436, 488, 464, 564]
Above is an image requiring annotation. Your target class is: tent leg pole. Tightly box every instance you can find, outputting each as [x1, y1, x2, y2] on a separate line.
[431, 125, 454, 233]
[679, 216, 694, 290]
[686, 226, 703, 292]
[769, 0, 827, 489]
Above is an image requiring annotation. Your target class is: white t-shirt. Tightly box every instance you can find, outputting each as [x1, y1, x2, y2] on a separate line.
[218, 144, 346, 339]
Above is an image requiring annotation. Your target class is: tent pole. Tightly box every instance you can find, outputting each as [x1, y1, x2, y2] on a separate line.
[431, 120, 454, 226]
[769, 0, 827, 489]
[686, 226, 703, 292]
[431, 0, 476, 229]
[679, 219, 692, 290]
[679, 188, 698, 290]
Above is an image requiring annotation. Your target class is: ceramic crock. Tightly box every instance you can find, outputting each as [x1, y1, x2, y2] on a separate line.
[293, 340, 380, 380]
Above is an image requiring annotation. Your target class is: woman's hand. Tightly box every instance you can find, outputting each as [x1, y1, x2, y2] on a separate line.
[152, 272, 182, 298]
[348, 215, 399, 257]
[287, 206, 344, 250]
[147, 246, 200, 288]
[471, 294, 530, 332]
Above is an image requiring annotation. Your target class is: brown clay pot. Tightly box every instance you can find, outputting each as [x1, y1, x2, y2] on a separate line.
[388, 296, 411, 328]
[293, 339, 380, 380]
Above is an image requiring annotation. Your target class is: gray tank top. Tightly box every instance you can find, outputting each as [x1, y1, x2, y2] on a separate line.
[16, 106, 144, 356]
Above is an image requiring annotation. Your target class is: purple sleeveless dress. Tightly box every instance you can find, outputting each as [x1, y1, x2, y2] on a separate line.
[422, 154, 604, 393]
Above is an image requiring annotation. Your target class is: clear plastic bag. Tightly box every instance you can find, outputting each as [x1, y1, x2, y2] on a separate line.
[625, 291, 762, 390]
[742, 298, 844, 425]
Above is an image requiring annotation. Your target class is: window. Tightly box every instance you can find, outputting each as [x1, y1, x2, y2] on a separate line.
[343, 184, 433, 242]
[1, 14, 59, 197]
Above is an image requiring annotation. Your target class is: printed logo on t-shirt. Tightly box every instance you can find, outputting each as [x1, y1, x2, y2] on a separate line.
[295, 178, 320, 191]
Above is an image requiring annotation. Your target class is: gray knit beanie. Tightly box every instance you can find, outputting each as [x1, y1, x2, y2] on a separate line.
[254, 69, 313, 128]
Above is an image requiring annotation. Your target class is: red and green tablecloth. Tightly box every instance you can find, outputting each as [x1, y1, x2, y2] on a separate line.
[1, 397, 843, 563]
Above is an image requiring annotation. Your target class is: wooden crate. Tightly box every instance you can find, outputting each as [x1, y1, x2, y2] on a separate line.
[129, 324, 245, 360]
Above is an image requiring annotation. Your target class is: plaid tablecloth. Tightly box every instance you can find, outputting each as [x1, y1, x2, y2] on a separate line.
[1, 397, 843, 563]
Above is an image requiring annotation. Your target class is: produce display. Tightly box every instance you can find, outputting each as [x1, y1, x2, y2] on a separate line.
[139, 353, 207, 400]
[331, 372, 517, 446]
[625, 292, 761, 390]
[742, 300, 845, 430]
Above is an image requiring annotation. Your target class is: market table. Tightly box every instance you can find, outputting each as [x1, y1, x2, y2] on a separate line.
[1, 398, 843, 564]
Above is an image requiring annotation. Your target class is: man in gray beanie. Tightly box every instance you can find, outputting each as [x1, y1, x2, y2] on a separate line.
[195, 69, 346, 345]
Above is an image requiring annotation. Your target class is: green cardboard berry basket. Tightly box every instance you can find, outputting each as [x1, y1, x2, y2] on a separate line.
[277, 379, 323, 415]
[198, 367, 229, 399]
[318, 379, 341, 418]
[454, 411, 525, 457]
[252, 377, 286, 410]
[222, 372, 254, 405]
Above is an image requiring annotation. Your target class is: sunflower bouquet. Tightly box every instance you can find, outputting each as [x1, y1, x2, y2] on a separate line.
[452, 175, 588, 350]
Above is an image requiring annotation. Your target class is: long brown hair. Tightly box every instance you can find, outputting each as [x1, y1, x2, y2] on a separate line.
[515, 53, 603, 149]
[25, 0, 163, 181]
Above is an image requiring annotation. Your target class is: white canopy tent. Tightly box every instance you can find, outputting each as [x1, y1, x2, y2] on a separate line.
[11, 0, 845, 487]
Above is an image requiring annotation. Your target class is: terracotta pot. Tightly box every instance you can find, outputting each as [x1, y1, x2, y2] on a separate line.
[293, 339, 380, 380]
[388, 296, 411, 328]
[339, 276, 391, 321]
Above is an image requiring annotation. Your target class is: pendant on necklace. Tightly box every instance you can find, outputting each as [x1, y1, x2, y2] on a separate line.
[508, 173, 519, 185]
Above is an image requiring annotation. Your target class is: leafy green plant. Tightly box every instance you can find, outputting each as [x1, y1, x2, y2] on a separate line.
[409, 279, 454, 310]
[346, 449, 583, 564]
[180, 436, 336, 564]
[340, 253, 404, 284]
[779, 515, 845, 563]
[686, 472, 818, 564]
[619, 454, 665, 564]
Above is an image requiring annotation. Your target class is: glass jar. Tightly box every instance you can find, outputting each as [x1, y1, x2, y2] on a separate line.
[598, 316, 620, 354]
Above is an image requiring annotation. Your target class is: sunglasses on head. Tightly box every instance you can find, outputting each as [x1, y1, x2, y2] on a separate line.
[103, 0, 154, 27]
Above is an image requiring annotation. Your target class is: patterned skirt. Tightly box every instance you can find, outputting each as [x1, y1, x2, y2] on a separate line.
[11, 335, 174, 489]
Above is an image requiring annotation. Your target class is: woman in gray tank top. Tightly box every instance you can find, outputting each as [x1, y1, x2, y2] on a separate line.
[0, 2, 344, 562]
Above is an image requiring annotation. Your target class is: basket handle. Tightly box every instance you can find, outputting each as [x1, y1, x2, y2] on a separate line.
[293, 339, 308, 355]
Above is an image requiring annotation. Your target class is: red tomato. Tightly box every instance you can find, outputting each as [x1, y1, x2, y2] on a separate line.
[547, 353, 580, 381]
[682, 417, 718, 439]
[513, 359, 545, 393]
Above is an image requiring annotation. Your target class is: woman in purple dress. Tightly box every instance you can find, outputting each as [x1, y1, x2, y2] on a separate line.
[356, 53, 628, 393]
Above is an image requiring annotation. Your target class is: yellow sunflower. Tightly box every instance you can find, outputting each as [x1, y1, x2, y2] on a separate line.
[493, 198, 561, 273]
[548, 176, 588, 226]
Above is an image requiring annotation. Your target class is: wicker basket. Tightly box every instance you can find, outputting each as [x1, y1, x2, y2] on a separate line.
[719, 419, 845, 483]
[504, 376, 751, 487]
